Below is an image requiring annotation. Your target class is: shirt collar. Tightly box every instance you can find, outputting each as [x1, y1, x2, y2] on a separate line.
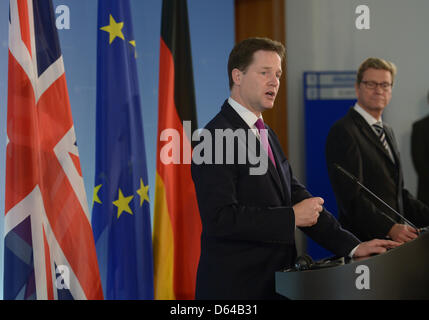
[228, 97, 263, 129]
[353, 103, 383, 127]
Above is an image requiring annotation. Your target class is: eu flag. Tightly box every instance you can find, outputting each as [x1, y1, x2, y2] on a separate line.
[91, 0, 154, 299]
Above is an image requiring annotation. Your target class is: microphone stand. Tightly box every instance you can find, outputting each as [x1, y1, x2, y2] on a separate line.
[334, 164, 425, 235]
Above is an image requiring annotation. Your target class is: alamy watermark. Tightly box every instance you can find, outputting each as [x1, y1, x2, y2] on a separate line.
[160, 121, 269, 175]
[355, 265, 370, 290]
[55, 5, 70, 30]
[56, 4, 372, 31]
[355, 5, 370, 30]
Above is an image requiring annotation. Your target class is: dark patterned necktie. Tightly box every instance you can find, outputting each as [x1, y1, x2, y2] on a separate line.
[372, 121, 394, 162]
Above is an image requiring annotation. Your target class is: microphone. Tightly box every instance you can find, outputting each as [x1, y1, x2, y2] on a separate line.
[285, 254, 346, 272]
[334, 163, 423, 234]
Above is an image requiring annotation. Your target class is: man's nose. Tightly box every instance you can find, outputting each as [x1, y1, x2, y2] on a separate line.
[374, 85, 384, 94]
[268, 75, 279, 86]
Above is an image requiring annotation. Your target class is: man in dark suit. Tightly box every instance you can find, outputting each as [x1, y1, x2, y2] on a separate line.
[326, 57, 429, 244]
[191, 39, 398, 300]
[411, 92, 429, 206]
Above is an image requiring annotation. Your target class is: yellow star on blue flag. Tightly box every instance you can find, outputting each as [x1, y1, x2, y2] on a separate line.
[91, 0, 154, 300]
[112, 189, 134, 219]
[100, 14, 125, 44]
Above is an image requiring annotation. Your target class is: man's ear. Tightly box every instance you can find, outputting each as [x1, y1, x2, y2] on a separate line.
[231, 68, 242, 86]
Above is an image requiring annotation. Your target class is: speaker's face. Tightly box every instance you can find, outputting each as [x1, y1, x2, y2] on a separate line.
[355, 68, 393, 119]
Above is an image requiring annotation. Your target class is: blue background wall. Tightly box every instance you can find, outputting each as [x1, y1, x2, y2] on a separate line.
[0, 0, 234, 298]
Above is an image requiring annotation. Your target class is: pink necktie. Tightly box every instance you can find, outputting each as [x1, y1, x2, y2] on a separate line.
[255, 118, 276, 168]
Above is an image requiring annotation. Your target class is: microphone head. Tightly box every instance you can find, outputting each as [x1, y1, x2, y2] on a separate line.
[334, 163, 357, 181]
[294, 254, 314, 271]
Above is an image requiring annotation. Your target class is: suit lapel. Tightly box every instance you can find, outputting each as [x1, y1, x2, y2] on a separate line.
[220, 102, 286, 200]
[383, 124, 401, 167]
[350, 109, 396, 165]
[265, 133, 285, 199]
[268, 131, 289, 201]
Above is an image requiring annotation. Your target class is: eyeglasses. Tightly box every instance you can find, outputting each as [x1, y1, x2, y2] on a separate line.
[360, 81, 393, 91]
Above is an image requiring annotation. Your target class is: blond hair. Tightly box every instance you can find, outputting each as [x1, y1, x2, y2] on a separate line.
[356, 57, 397, 84]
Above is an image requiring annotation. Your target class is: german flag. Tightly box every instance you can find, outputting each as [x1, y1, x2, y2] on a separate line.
[153, 0, 202, 300]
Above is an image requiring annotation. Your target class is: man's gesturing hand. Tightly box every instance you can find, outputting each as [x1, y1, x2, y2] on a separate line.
[293, 197, 324, 227]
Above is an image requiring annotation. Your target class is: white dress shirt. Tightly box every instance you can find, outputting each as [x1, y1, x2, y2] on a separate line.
[228, 97, 262, 139]
[353, 103, 395, 163]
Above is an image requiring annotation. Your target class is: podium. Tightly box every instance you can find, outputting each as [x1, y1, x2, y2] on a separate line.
[275, 231, 429, 299]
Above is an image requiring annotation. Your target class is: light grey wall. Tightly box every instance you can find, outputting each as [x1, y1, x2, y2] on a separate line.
[286, 0, 429, 197]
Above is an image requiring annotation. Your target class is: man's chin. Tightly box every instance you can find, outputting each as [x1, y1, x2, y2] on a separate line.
[262, 102, 275, 111]
[368, 100, 387, 109]
[363, 103, 386, 114]
[370, 105, 386, 113]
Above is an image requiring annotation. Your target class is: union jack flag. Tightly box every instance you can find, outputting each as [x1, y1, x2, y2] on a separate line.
[4, 0, 103, 299]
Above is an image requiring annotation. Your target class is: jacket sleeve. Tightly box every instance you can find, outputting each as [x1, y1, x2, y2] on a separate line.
[284, 162, 360, 255]
[191, 155, 297, 245]
[402, 189, 429, 228]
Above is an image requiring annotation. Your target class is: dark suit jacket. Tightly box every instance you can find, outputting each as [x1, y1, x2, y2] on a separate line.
[326, 108, 429, 242]
[411, 115, 429, 206]
[191, 100, 360, 300]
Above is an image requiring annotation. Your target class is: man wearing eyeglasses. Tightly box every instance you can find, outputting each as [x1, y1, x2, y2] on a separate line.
[325, 57, 429, 243]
